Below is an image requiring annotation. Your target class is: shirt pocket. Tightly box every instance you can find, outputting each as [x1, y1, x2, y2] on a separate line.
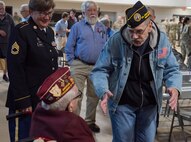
[109, 58, 123, 91]
[156, 59, 166, 79]
[111, 58, 123, 70]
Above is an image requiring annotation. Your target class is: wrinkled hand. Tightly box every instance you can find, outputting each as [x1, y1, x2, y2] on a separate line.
[168, 88, 179, 111]
[33, 137, 57, 142]
[100, 91, 113, 115]
[20, 106, 32, 114]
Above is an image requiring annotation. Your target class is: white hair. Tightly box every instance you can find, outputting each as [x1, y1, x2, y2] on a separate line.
[81, 1, 99, 25]
[81, 1, 98, 13]
[20, 4, 29, 12]
[0, 1, 5, 7]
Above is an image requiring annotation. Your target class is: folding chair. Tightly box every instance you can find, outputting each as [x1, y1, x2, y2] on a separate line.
[168, 82, 191, 142]
[168, 70, 191, 142]
[57, 49, 69, 67]
[163, 92, 171, 117]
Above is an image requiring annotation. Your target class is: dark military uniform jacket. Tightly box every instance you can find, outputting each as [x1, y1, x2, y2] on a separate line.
[6, 17, 59, 110]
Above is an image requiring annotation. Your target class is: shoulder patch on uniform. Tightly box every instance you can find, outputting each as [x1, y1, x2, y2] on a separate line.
[18, 21, 29, 29]
[11, 42, 20, 55]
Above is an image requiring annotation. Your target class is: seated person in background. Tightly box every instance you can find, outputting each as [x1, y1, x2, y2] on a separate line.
[30, 67, 95, 142]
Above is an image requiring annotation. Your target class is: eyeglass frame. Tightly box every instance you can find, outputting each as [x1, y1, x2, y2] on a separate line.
[36, 10, 54, 17]
[20, 10, 26, 13]
[127, 23, 150, 36]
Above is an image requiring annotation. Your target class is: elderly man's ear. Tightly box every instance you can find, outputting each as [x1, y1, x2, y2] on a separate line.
[68, 97, 79, 113]
[148, 21, 153, 32]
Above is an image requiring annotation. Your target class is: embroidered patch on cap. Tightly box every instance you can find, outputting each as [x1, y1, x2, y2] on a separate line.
[37, 67, 77, 104]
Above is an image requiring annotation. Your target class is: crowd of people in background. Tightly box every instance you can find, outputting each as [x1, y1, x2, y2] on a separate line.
[0, 1, 14, 82]
[0, 0, 190, 141]
[1, 0, 191, 74]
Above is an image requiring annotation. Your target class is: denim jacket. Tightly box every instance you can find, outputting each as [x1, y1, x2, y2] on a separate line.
[90, 22, 182, 113]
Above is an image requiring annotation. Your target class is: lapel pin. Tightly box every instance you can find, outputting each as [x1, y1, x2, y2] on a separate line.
[33, 25, 37, 29]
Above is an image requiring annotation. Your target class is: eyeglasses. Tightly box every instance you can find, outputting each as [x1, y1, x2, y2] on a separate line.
[128, 24, 149, 36]
[37, 10, 54, 17]
[76, 91, 82, 99]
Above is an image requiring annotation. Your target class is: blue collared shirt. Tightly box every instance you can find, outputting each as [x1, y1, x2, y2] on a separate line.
[55, 19, 68, 37]
[21, 15, 30, 22]
[65, 19, 107, 65]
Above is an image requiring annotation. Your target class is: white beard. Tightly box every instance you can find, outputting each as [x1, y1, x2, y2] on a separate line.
[85, 15, 98, 25]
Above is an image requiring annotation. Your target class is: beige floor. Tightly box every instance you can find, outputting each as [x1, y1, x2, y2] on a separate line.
[0, 71, 190, 142]
[0, 72, 9, 142]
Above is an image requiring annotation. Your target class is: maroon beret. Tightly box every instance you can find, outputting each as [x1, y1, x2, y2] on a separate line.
[37, 67, 76, 104]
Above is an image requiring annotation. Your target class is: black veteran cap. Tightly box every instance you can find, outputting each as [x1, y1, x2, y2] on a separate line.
[126, 1, 150, 28]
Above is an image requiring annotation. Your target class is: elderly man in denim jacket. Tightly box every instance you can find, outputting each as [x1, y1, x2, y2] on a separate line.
[90, 1, 182, 142]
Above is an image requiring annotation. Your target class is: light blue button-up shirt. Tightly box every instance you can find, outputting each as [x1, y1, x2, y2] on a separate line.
[65, 19, 107, 65]
[55, 19, 68, 37]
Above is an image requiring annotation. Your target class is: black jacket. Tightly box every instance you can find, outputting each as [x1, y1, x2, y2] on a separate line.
[6, 17, 59, 110]
[119, 38, 156, 107]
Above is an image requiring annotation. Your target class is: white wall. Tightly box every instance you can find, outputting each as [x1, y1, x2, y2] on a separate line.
[4, 0, 191, 23]
[153, 7, 191, 23]
[56, 0, 190, 7]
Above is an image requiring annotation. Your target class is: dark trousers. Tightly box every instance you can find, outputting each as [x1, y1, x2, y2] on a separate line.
[8, 109, 31, 142]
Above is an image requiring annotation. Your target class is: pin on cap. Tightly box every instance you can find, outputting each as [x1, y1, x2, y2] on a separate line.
[126, 1, 150, 28]
[36, 67, 78, 105]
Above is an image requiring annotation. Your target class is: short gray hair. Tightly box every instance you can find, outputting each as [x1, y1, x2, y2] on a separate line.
[20, 4, 29, 12]
[100, 17, 110, 27]
[41, 94, 69, 111]
[41, 85, 80, 111]
[81, 1, 98, 13]
[0, 1, 5, 7]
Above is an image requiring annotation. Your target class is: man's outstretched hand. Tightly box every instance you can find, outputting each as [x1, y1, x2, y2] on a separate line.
[100, 91, 113, 115]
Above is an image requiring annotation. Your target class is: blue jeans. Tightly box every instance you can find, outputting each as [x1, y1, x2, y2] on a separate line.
[8, 109, 31, 142]
[109, 104, 157, 142]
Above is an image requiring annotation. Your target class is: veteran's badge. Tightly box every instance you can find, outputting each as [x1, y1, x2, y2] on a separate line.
[11, 42, 20, 55]
[49, 84, 62, 97]
[134, 13, 142, 22]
